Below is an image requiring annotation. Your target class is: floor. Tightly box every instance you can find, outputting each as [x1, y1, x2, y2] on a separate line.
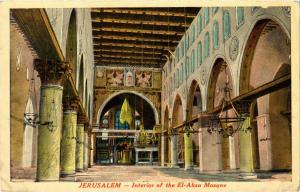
[11, 165, 292, 182]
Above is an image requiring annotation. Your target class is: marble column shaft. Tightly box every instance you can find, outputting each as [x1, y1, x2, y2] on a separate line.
[60, 110, 77, 176]
[184, 133, 193, 170]
[76, 124, 84, 172]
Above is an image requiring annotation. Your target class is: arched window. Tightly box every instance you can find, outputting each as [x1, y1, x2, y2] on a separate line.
[212, 7, 219, 14]
[223, 11, 231, 40]
[191, 49, 195, 73]
[204, 8, 210, 26]
[115, 110, 129, 130]
[197, 42, 202, 65]
[191, 24, 195, 43]
[185, 33, 190, 50]
[205, 32, 210, 58]
[197, 15, 202, 35]
[180, 63, 184, 83]
[177, 68, 180, 87]
[213, 21, 219, 49]
[236, 7, 244, 27]
[181, 41, 184, 58]
[185, 57, 190, 77]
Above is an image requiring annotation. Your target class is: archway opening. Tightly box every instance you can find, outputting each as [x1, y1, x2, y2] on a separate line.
[187, 80, 202, 167]
[163, 107, 170, 164]
[172, 94, 184, 166]
[78, 56, 84, 102]
[207, 58, 236, 170]
[66, 10, 77, 82]
[96, 92, 157, 165]
[239, 19, 291, 170]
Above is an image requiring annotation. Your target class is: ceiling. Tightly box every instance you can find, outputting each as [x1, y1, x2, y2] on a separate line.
[91, 8, 201, 68]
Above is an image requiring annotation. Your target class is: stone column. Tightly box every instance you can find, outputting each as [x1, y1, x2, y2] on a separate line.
[60, 103, 78, 177]
[135, 151, 139, 164]
[150, 151, 153, 164]
[34, 59, 67, 181]
[90, 133, 94, 166]
[83, 130, 89, 171]
[76, 123, 84, 172]
[160, 135, 165, 167]
[170, 134, 178, 168]
[184, 133, 193, 170]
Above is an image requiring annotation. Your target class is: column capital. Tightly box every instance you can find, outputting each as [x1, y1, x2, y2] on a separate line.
[34, 59, 71, 85]
[63, 96, 79, 111]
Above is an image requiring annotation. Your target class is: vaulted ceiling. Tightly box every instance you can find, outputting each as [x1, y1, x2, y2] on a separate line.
[91, 8, 201, 68]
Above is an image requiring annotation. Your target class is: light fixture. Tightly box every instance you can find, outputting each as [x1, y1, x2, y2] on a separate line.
[207, 62, 248, 137]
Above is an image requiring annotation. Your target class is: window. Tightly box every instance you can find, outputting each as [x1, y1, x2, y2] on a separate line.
[185, 57, 190, 77]
[197, 42, 202, 65]
[236, 7, 244, 27]
[175, 47, 179, 63]
[204, 8, 210, 26]
[180, 63, 184, 83]
[197, 15, 202, 35]
[181, 41, 184, 58]
[205, 32, 210, 58]
[213, 21, 219, 49]
[185, 33, 190, 50]
[223, 11, 231, 40]
[191, 24, 195, 43]
[177, 68, 180, 87]
[212, 7, 219, 14]
[115, 111, 129, 130]
[191, 49, 195, 73]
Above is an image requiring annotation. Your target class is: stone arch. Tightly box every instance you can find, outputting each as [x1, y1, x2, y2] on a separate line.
[22, 97, 34, 167]
[171, 94, 184, 164]
[207, 58, 235, 111]
[66, 9, 77, 83]
[78, 54, 84, 102]
[187, 79, 202, 120]
[269, 64, 291, 170]
[239, 18, 290, 94]
[96, 91, 159, 125]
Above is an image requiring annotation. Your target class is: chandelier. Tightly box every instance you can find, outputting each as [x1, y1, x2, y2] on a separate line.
[207, 62, 248, 137]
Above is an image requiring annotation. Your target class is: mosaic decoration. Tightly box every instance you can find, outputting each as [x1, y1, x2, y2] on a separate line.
[125, 69, 134, 87]
[106, 69, 124, 87]
[135, 71, 152, 87]
[96, 68, 104, 78]
[229, 36, 239, 61]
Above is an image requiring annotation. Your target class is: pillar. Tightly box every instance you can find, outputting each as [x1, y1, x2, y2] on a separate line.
[184, 133, 193, 170]
[161, 135, 165, 166]
[257, 114, 272, 170]
[170, 135, 178, 168]
[90, 133, 94, 166]
[60, 108, 77, 177]
[83, 131, 89, 171]
[135, 151, 139, 164]
[76, 123, 84, 172]
[34, 59, 66, 181]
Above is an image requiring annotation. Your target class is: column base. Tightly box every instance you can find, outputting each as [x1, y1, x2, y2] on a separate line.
[170, 164, 180, 168]
[184, 166, 194, 171]
[60, 172, 76, 177]
[238, 172, 258, 179]
[36, 178, 59, 182]
[76, 168, 84, 172]
[60, 174, 76, 182]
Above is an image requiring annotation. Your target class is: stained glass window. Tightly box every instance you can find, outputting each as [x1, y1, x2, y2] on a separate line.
[213, 21, 219, 49]
[204, 8, 210, 25]
[236, 7, 244, 26]
[197, 15, 202, 35]
[223, 11, 231, 40]
[191, 49, 195, 73]
[205, 32, 210, 58]
[197, 42, 202, 65]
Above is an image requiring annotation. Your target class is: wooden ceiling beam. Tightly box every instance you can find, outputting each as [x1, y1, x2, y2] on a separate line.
[96, 54, 165, 61]
[96, 58, 161, 66]
[91, 8, 199, 18]
[95, 61, 161, 68]
[92, 22, 186, 34]
[93, 38, 178, 47]
[93, 35, 178, 43]
[96, 56, 164, 64]
[93, 45, 169, 53]
[93, 48, 163, 55]
[94, 51, 165, 59]
[92, 18, 190, 27]
[96, 42, 176, 50]
[92, 28, 184, 36]
[92, 30, 181, 41]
